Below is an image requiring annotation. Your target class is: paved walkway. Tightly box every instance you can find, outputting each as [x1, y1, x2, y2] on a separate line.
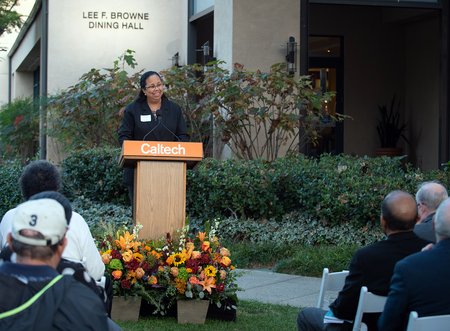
[236, 269, 322, 308]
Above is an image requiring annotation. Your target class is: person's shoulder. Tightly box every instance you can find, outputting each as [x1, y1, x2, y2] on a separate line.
[70, 211, 88, 225]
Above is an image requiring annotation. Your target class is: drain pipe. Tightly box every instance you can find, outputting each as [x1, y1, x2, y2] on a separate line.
[39, 0, 48, 159]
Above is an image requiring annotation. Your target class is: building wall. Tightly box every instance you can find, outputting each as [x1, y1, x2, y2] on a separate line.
[46, 0, 187, 94]
[404, 17, 440, 170]
[232, 0, 300, 72]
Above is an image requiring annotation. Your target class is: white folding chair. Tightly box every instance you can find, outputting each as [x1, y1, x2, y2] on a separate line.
[352, 286, 387, 331]
[406, 311, 450, 331]
[316, 267, 349, 309]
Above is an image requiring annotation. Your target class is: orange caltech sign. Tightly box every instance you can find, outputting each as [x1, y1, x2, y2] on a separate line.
[119, 140, 203, 167]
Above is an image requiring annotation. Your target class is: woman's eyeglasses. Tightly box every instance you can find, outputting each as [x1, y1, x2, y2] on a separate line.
[145, 83, 164, 91]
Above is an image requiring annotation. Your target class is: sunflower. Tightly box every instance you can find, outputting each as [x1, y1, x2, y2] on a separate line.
[204, 265, 217, 277]
[171, 252, 186, 267]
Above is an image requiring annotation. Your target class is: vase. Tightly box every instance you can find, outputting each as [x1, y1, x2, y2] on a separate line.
[111, 296, 141, 321]
[177, 299, 210, 324]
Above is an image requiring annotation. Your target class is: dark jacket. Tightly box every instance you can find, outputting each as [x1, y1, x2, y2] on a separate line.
[413, 212, 436, 243]
[329, 231, 429, 330]
[118, 96, 189, 186]
[378, 238, 450, 331]
[0, 263, 108, 331]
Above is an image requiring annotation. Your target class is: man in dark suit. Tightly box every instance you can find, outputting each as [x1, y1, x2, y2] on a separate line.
[378, 197, 450, 331]
[297, 190, 430, 331]
[414, 181, 448, 243]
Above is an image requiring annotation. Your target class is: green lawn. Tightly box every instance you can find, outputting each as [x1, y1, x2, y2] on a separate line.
[117, 300, 299, 331]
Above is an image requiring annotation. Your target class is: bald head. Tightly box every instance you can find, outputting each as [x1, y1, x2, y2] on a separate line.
[381, 190, 418, 232]
[434, 198, 450, 241]
[416, 182, 448, 220]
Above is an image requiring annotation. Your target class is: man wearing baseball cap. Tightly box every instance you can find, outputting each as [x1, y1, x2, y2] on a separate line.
[0, 198, 111, 330]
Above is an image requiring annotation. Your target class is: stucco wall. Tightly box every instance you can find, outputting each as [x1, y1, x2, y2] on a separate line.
[232, 0, 300, 72]
[46, 0, 187, 93]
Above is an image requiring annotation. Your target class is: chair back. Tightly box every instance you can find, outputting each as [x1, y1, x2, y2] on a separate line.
[406, 311, 450, 331]
[352, 286, 387, 331]
[316, 267, 349, 309]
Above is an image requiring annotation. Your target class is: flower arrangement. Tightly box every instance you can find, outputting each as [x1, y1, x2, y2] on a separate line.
[98, 224, 162, 303]
[97, 222, 239, 316]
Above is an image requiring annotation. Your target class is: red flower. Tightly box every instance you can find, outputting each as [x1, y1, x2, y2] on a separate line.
[14, 115, 24, 127]
[126, 259, 139, 270]
[121, 279, 131, 289]
[216, 283, 225, 292]
[111, 250, 122, 259]
[185, 259, 199, 273]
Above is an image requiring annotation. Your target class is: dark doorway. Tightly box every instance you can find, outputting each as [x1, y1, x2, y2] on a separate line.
[307, 36, 344, 156]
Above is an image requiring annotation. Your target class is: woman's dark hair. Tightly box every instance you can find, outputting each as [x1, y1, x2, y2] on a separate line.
[136, 70, 164, 102]
[29, 191, 72, 225]
[20, 160, 61, 200]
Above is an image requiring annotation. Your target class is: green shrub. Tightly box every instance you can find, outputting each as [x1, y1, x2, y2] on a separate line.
[0, 160, 23, 217]
[60, 147, 128, 205]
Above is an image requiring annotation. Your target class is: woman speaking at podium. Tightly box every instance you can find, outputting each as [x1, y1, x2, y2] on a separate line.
[118, 70, 189, 203]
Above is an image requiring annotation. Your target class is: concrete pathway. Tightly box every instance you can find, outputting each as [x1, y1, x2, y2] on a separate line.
[236, 269, 322, 308]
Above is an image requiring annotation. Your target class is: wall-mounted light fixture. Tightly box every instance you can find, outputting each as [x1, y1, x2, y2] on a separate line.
[286, 36, 297, 75]
[171, 52, 179, 67]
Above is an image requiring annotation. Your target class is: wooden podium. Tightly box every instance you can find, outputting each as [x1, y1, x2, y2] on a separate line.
[119, 141, 203, 240]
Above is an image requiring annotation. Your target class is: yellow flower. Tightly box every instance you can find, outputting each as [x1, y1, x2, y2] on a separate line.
[122, 250, 133, 262]
[133, 252, 144, 262]
[221, 256, 231, 267]
[220, 247, 230, 257]
[186, 268, 193, 273]
[171, 252, 186, 267]
[204, 265, 217, 278]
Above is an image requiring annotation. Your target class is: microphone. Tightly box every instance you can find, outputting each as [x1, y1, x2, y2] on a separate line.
[142, 110, 161, 141]
[158, 113, 181, 142]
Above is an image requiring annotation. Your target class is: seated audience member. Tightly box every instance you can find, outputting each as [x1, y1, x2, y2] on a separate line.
[414, 181, 448, 243]
[297, 190, 430, 331]
[0, 199, 114, 330]
[0, 160, 104, 280]
[378, 197, 450, 331]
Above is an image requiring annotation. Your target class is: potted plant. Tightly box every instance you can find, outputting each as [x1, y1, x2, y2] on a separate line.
[375, 95, 409, 156]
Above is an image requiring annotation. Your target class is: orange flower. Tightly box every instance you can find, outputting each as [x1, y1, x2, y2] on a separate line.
[189, 276, 201, 285]
[148, 275, 158, 285]
[171, 267, 179, 277]
[112, 270, 122, 280]
[220, 270, 227, 280]
[191, 251, 201, 259]
[101, 252, 111, 264]
[115, 231, 139, 250]
[166, 255, 174, 265]
[199, 276, 216, 294]
[197, 231, 206, 242]
[201, 241, 210, 252]
[135, 267, 145, 279]
[221, 256, 231, 267]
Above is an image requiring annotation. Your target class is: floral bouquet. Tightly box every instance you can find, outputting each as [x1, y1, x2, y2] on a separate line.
[98, 224, 162, 303]
[154, 222, 239, 311]
[97, 222, 239, 316]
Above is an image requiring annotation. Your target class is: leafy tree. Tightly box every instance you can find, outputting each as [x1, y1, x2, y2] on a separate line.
[0, 0, 22, 42]
[47, 50, 141, 150]
[164, 61, 345, 161]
